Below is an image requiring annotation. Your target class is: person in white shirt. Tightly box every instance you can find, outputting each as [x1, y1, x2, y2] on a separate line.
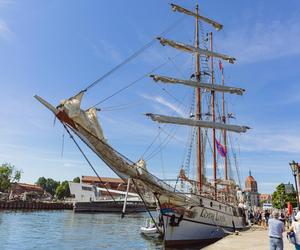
[268, 211, 285, 250]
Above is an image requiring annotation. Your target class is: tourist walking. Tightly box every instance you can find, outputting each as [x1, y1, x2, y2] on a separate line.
[290, 212, 300, 250]
[280, 212, 286, 226]
[268, 211, 285, 250]
[265, 210, 270, 226]
[248, 210, 254, 225]
[262, 211, 267, 229]
[255, 210, 262, 225]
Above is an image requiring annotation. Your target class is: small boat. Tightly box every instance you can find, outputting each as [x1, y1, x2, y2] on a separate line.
[140, 218, 160, 235]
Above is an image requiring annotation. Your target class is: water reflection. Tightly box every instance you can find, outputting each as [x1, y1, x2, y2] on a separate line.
[0, 211, 162, 249]
[0, 210, 216, 249]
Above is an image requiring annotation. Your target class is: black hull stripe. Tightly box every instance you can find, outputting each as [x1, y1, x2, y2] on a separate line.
[164, 238, 220, 247]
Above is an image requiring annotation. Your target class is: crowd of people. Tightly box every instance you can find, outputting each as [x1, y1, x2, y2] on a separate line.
[250, 208, 300, 250]
[248, 209, 289, 229]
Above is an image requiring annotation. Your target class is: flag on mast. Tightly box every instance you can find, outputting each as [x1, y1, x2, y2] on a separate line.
[216, 139, 227, 157]
[219, 60, 223, 73]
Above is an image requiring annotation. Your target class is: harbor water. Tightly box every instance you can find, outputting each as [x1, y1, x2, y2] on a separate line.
[0, 210, 163, 250]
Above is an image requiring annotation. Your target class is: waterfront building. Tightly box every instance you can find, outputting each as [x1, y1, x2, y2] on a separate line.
[244, 171, 260, 208]
[9, 183, 45, 201]
[259, 193, 272, 204]
[81, 176, 135, 194]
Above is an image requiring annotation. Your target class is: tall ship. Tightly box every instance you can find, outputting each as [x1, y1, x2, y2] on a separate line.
[36, 2, 249, 247]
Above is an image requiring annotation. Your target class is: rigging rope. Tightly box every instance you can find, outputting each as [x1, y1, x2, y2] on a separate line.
[161, 87, 190, 111]
[78, 16, 186, 95]
[159, 126, 186, 144]
[229, 133, 241, 187]
[158, 130, 166, 180]
[131, 179, 161, 233]
[144, 126, 178, 161]
[89, 73, 148, 108]
[61, 130, 65, 157]
[89, 54, 181, 108]
[144, 88, 192, 161]
[183, 91, 196, 177]
[141, 126, 162, 159]
[99, 101, 145, 112]
[62, 124, 117, 202]
[63, 123, 161, 228]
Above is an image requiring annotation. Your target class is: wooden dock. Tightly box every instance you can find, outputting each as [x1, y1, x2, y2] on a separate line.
[0, 200, 73, 210]
[203, 226, 293, 250]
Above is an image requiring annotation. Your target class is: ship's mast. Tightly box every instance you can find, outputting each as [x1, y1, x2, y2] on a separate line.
[221, 64, 228, 180]
[195, 4, 203, 192]
[210, 32, 217, 198]
[151, 3, 248, 193]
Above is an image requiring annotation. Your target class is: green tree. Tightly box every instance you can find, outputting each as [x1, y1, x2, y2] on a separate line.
[272, 183, 297, 209]
[55, 181, 70, 200]
[72, 177, 80, 183]
[0, 163, 22, 192]
[36, 177, 47, 189]
[259, 199, 268, 207]
[36, 177, 60, 196]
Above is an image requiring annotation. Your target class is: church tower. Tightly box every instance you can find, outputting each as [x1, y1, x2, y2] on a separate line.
[244, 171, 260, 208]
[245, 171, 258, 192]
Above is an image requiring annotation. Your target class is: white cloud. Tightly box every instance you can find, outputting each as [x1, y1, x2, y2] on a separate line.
[239, 127, 300, 153]
[0, 0, 15, 4]
[90, 39, 123, 64]
[0, 19, 13, 41]
[138, 45, 166, 66]
[142, 94, 186, 116]
[102, 114, 157, 139]
[218, 15, 300, 64]
[280, 88, 300, 106]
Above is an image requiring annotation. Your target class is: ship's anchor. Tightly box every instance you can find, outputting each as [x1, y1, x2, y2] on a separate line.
[169, 214, 183, 226]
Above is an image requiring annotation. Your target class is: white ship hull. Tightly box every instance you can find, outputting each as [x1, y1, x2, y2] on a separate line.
[164, 215, 224, 246]
[159, 196, 246, 246]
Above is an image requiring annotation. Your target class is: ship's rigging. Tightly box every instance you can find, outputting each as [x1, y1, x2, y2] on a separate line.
[48, 1, 244, 198]
[49, 2, 246, 196]
[36, 2, 250, 246]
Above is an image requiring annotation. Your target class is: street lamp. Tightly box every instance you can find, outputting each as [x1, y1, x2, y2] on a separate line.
[289, 160, 300, 209]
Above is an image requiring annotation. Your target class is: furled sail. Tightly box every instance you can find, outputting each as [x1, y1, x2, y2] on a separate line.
[146, 113, 249, 133]
[58, 92, 106, 142]
[171, 3, 223, 31]
[157, 37, 236, 63]
[150, 75, 245, 95]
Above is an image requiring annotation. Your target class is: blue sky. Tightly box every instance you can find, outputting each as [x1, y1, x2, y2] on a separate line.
[0, 0, 300, 194]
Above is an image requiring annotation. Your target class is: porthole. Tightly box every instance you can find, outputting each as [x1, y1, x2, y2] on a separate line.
[210, 202, 213, 207]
